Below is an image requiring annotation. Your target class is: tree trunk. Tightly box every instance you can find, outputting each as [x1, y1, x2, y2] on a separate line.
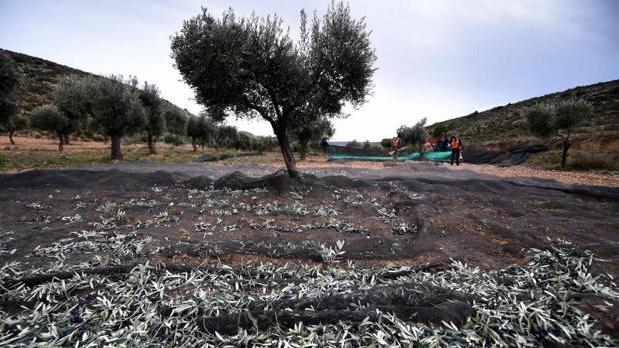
[63, 133, 70, 145]
[560, 139, 572, 168]
[110, 134, 123, 160]
[56, 131, 64, 152]
[147, 133, 157, 154]
[272, 124, 298, 178]
[8, 130, 15, 145]
[191, 137, 197, 151]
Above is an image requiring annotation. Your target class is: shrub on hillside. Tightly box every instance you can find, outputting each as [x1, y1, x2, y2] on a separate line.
[568, 151, 617, 171]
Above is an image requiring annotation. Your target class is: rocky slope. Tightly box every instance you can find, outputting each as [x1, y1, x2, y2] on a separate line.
[1, 48, 189, 116]
[429, 79, 619, 144]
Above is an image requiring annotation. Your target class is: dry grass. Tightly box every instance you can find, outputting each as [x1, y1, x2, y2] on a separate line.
[0, 136, 219, 172]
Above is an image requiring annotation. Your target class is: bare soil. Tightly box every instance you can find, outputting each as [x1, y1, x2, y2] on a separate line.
[1, 163, 617, 277]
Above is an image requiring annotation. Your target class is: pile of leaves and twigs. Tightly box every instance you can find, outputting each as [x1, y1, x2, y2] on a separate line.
[0, 240, 617, 346]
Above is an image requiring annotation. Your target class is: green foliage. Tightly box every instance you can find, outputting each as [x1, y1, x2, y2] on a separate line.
[290, 119, 335, 158]
[86, 75, 145, 137]
[0, 52, 21, 126]
[235, 131, 276, 152]
[163, 133, 184, 146]
[380, 138, 391, 148]
[430, 124, 448, 138]
[397, 117, 428, 150]
[139, 82, 165, 137]
[197, 116, 216, 144]
[554, 99, 593, 131]
[526, 100, 594, 168]
[525, 104, 555, 138]
[54, 75, 91, 136]
[163, 107, 188, 136]
[7, 114, 28, 132]
[346, 140, 360, 148]
[30, 104, 68, 134]
[170, 1, 376, 175]
[215, 125, 239, 148]
[526, 100, 593, 139]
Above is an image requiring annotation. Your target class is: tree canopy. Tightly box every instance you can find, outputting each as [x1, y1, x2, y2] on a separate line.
[187, 113, 217, 150]
[30, 105, 68, 151]
[54, 75, 92, 144]
[397, 118, 429, 152]
[290, 119, 335, 160]
[171, 1, 376, 176]
[525, 99, 593, 168]
[139, 82, 165, 154]
[86, 75, 146, 160]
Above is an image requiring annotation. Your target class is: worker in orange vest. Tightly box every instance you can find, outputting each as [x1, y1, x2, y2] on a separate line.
[390, 136, 402, 160]
[450, 136, 463, 165]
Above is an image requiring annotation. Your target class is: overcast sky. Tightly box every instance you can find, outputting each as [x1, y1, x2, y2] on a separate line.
[1, 0, 618, 141]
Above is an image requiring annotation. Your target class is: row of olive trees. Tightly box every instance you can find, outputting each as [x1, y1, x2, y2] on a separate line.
[0, 52, 28, 145]
[28, 75, 194, 159]
[187, 114, 278, 152]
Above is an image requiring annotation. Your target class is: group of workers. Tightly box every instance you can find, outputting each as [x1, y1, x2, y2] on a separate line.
[390, 134, 463, 165]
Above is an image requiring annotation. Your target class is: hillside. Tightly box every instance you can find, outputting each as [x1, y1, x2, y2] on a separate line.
[0, 48, 189, 116]
[429, 79, 619, 144]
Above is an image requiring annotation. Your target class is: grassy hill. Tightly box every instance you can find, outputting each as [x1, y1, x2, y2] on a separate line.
[1, 48, 189, 116]
[428, 79, 619, 144]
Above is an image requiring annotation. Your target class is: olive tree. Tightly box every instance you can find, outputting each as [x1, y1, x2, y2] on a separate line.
[171, 1, 376, 177]
[186, 116, 201, 151]
[214, 125, 239, 149]
[30, 105, 68, 151]
[397, 117, 428, 152]
[5, 115, 28, 145]
[187, 114, 216, 151]
[86, 75, 145, 160]
[0, 53, 21, 143]
[526, 99, 593, 168]
[138, 82, 165, 154]
[290, 119, 335, 160]
[163, 106, 188, 145]
[54, 75, 91, 145]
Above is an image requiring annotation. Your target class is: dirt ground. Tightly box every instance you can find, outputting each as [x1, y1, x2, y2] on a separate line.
[1, 162, 617, 275]
[2, 136, 108, 151]
[4, 135, 618, 186]
[457, 163, 619, 187]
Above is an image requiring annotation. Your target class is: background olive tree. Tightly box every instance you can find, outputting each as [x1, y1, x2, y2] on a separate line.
[171, 1, 376, 177]
[397, 117, 429, 152]
[163, 106, 188, 146]
[30, 105, 68, 151]
[187, 114, 217, 151]
[54, 75, 92, 146]
[0, 52, 22, 144]
[138, 82, 165, 154]
[5, 115, 28, 145]
[86, 75, 145, 160]
[290, 119, 335, 160]
[214, 125, 239, 149]
[186, 116, 201, 151]
[525, 100, 593, 168]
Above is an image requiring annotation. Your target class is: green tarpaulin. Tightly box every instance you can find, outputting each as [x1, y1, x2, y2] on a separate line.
[329, 151, 451, 162]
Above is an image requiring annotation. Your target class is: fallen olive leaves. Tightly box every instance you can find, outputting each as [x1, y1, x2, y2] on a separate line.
[0, 240, 617, 347]
[1, 178, 618, 346]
